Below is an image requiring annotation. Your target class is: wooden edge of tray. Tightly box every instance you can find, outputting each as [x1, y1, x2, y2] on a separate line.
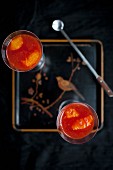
[12, 39, 104, 132]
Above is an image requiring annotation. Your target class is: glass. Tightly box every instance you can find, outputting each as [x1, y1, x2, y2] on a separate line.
[1, 30, 45, 72]
[56, 99, 99, 144]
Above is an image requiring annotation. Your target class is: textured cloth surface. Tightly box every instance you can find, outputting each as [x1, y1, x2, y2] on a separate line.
[0, 0, 113, 170]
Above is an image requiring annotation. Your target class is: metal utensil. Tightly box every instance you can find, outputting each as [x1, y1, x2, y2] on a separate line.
[52, 19, 113, 97]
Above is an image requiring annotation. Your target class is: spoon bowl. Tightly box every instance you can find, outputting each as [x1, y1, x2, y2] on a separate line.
[52, 20, 64, 31]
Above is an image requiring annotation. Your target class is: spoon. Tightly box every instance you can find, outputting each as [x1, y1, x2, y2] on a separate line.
[52, 19, 113, 97]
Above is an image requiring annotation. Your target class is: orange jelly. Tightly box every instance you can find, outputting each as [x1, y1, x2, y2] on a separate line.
[59, 103, 95, 139]
[6, 34, 42, 71]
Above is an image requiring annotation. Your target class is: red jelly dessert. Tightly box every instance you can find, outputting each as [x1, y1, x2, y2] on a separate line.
[58, 102, 95, 139]
[6, 33, 42, 71]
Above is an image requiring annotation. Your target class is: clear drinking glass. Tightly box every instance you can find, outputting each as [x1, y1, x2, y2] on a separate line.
[1, 30, 45, 72]
[56, 99, 99, 144]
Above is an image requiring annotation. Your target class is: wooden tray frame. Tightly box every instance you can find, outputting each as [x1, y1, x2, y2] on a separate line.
[12, 39, 104, 132]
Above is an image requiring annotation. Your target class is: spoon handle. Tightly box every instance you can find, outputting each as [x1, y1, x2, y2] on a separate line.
[60, 29, 113, 97]
[61, 29, 98, 78]
[97, 76, 113, 97]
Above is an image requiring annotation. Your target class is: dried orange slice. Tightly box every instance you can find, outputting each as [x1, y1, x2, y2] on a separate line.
[22, 51, 40, 67]
[72, 115, 93, 130]
[10, 36, 23, 50]
[84, 115, 93, 126]
[65, 108, 79, 118]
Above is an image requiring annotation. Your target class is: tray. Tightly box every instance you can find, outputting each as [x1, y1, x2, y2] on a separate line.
[12, 39, 104, 132]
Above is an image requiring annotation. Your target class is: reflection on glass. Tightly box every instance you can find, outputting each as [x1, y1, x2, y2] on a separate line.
[56, 99, 99, 144]
[1, 30, 44, 72]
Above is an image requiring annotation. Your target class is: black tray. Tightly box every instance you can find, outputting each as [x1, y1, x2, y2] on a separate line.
[12, 39, 104, 132]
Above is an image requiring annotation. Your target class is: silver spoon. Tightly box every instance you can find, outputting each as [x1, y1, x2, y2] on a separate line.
[52, 19, 113, 97]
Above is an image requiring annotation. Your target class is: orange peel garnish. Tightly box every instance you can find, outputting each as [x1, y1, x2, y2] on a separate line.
[72, 115, 93, 130]
[65, 108, 79, 118]
[21, 51, 40, 67]
[10, 36, 23, 50]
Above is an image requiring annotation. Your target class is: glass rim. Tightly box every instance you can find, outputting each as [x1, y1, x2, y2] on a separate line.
[1, 29, 43, 72]
[57, 99, 99, 144]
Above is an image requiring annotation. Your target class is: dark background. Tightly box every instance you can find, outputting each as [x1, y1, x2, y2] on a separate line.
[0, 0, 113, 169]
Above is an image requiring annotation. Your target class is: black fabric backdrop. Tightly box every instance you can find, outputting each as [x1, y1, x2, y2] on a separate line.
[0, 0, 113, 169]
